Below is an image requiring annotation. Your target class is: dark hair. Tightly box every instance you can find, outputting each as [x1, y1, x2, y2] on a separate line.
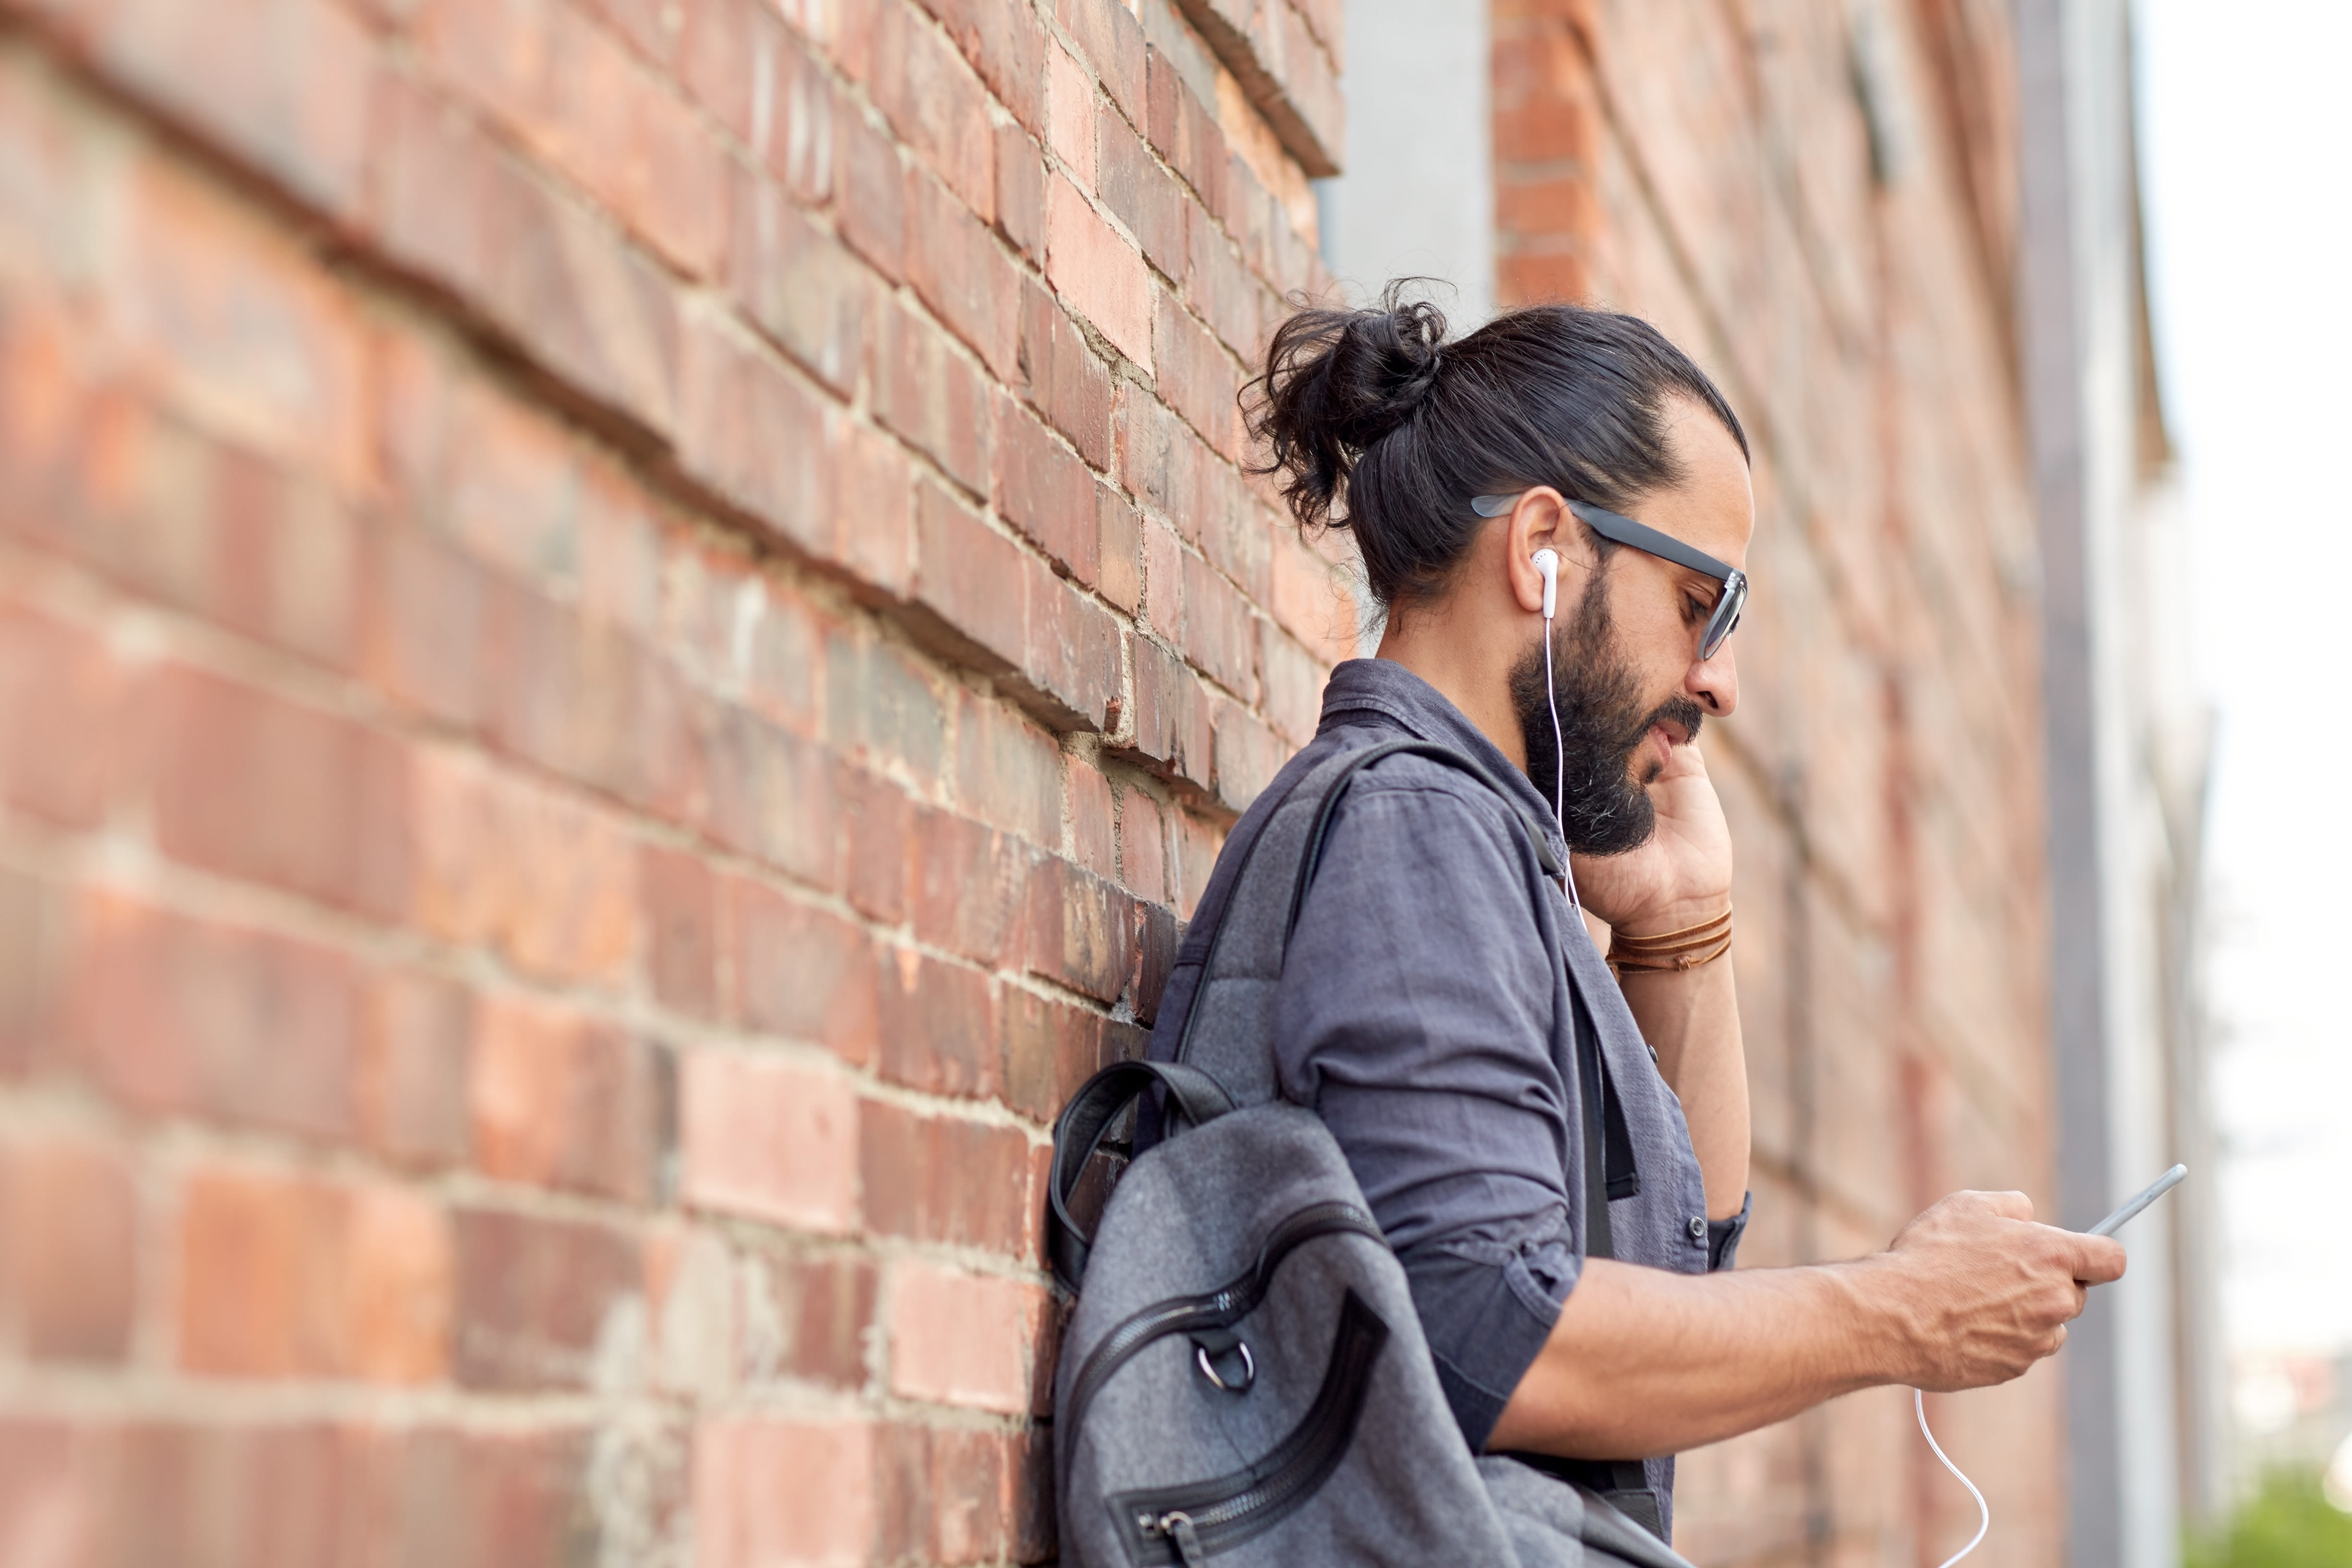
[1243, 281, 1748, 609]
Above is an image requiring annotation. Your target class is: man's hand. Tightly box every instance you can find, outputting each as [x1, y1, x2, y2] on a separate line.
[1873, 1190, 2127, 1390]
[1568, 740, 1734, 934]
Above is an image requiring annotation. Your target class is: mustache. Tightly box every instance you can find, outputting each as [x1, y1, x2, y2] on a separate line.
[1620, 694, 1707, 756]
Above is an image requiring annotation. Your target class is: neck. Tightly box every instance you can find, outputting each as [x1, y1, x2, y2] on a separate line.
[1374, 607, 1531, 772]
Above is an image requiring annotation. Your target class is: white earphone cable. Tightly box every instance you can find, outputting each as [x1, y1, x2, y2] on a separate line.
[1543, 612, 1579, 909]
[1915, 1388, 1989, 1568]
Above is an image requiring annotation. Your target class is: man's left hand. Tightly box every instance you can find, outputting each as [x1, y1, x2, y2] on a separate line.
[1568, 740, 1734, 934]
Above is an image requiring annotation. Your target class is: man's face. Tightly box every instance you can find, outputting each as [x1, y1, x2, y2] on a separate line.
[1511, 400, 1754, 854]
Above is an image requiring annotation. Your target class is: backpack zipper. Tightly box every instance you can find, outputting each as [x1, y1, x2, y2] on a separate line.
[1112, 1288, 1390, 1562]
[1060, 1201, 1385, 1444]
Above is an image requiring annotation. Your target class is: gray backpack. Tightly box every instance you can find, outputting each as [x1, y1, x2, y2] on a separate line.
[1046, 740, 1699, 1568]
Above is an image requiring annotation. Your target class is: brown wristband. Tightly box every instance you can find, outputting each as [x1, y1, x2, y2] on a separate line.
[1608, 906, 1732, 975]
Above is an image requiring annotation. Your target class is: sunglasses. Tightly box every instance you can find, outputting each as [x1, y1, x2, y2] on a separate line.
[1471, 493, 1748, 660]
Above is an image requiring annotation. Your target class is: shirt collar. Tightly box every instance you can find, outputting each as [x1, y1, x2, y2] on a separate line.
[1316, 658, 1568, 862]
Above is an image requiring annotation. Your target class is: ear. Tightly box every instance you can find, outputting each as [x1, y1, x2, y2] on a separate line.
[1502, 488, 1572, 617]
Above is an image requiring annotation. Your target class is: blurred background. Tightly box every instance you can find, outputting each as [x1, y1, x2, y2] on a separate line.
[0, 0, 2338, 1564]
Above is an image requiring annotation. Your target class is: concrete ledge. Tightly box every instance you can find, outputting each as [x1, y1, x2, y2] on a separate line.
[1170, 0, 1345, 177]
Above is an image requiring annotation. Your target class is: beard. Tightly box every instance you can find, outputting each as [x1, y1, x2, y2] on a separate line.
[1510, 571, 1707, 856]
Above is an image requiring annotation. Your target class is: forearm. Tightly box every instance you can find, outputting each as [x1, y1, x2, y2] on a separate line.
[1617, 954, 1748, 1219]
[1486, 1255, 1905, 1458]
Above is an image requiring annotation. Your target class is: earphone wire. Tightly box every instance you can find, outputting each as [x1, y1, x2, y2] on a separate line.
[1915, 1388, 1989, 1568]
[1544, 612, 1579, 909]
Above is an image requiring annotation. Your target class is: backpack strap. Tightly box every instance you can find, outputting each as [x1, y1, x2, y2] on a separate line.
[1047, 1059, 1236, 1292]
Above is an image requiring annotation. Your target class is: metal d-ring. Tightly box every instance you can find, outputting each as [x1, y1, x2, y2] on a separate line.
[1194, 1340, 1254, 1393]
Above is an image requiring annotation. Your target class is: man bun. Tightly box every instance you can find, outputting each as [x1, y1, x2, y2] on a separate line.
[1241, 281, 1748, 612]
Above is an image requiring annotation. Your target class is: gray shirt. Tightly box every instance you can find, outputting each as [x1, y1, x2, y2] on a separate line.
[1151, 658, 1748, 1523]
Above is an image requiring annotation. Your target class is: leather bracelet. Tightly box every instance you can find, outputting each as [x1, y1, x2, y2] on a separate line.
[1608, 907, 1732, 975]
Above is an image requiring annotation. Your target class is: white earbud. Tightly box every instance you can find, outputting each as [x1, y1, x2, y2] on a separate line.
[1532, 548, 1559, 621]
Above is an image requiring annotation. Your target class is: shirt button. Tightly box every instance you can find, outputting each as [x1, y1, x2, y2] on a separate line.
[1687, 1216, 1708, 1242]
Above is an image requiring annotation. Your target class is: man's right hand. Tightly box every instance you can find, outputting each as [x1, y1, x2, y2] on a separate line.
[1872, 1190, 2127, 1391]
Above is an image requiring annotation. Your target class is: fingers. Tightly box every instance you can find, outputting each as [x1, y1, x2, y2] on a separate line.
[2066, 1233, 2127, 1285]
[1984, 1189, 2034, 1222]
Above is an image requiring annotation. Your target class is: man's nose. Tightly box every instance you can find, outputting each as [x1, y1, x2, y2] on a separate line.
[1689, 646, 1738, 717]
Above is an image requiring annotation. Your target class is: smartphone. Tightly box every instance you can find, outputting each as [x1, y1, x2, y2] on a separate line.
[2087, 1163, 2187, 1238]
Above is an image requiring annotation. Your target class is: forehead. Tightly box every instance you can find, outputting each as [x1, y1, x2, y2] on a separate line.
[1644, 397, 1754, 566]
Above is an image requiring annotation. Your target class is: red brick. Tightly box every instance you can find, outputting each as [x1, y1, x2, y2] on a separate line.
[955, 689, 1066, 845]
[179, 1168, 451, 1383]
[860, 1100, 1033, 1254]
[917, 0, 1048, 134]
[842, 768, 912, 923]
[0, 868, 66, 1078]
[0, 1137, 136, 1363]
[740, 1250, 877, 1388]
[469, 995, 669, 1203]
[683, 0, 835, 201]
[1055, 0, 1146, 128]
[909, 479, 1026, 673]
[885, 1260, 1042, 1414]
[1146, 47, 1228, 221]
[834, 102, 908, 281]
[1016, 279, 1114, 470]
[911, 807, 1033, 966]
[62, 896, 361, 1142]
[1067, 759, 1116, 881]
[822, 620, 947, 784]
[998, 984, 1114, 1122]
[726, 169, 877, 399]
[1180, 548, 1259, 697]
[727, 879, 878, 1064]
[680, 1046, 859, 1232]
[678, 315, 836, 558]
[1174, 808, 1221, 920]
[359, 970, 472, 1169]
[154, 666, 410, 920]
[697, 1418, 873, 1568]
[742, 575, 828, 738]
[1025, 855, 1138, 1004]
[1153, 292, 1243, 458]
[869, 0, 995, 221]
[1134, 902, 1180, 1025]
[907, 173, 1023, 385]
[830, 416, 918, 599]
[994, 121, 1046, 264]
[1098, 486, 1143, 613]
[994, 404, 1101, 582]
[371, 80, 681, 439]
[1044, 175, 1152, 368]
[876, 302, 994, 496]
[1046, 43, 1098, 190]
[1122, 634, 1214, 791]
[1118, 784, 1169, 905]
[411, 747, 641, 986]
[1098, 107, 1186, 282]
[483, 577, 703, 819]
[877, 949, 999, 1100]
[1213, 696, 1285, 811]
[451, 1205, 640, 1389]
[359, 516, 491, 730]
[1186, 195, 1270, 359]
[643, 845, 719, 1018]
[874, 1423, 1021, 1565]
[1022, 564, 1122, 733]
[701, 706, 841, 890]
[0, 603, 129, 830]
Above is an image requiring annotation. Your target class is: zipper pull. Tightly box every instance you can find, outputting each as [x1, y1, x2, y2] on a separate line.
[1142, 1509, 1207, 1566]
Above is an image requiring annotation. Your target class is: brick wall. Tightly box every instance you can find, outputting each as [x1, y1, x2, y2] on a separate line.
[1493, 2, 2066, 1564]
[0, 0, 1349, 1559]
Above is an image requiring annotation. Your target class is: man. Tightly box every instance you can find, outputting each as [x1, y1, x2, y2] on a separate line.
[1148, 289, 2123, 1535]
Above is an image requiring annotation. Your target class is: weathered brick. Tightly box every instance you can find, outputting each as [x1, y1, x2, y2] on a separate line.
[1153, 291, 1243, 457]
[874, 1423, 1021, 1566]
[995, 403, 1101, 582]
[677, 314, 836, 558]
[1134, 902, 1181, 1026]
[0, 604, 128, 829]
[831, 416, 919, 599]
[823, 619, 948, 783]
[1212, 696, 1285, 812]
[739, 1249, 878, 1388]
[860, 1100, 1032, 1254]
[1055, 0, 1146, 128]
[994, 121, 1047, 263]
[359, 970, 472, 1170]
[359, 516, 491, 730]
[1046, 44, 1098, 191]
[1044, 176, 1153, 369]
[697, 1418, 873, 1568]
[907, 171, 1023, 383]
[885, 1260, 1043, 1414]
[835, 101, 909, 281]
[451, 1205, 641, 1390]
[1098, 107, 1187, 282]
[0, 1137, 136, 1363]
[911, 807, 1033, 966]
[1067, 760, 1116, 881]
[954, 690, 1066, 846]
[916, 0, 1048, 134]
[179, 1167, 451, 1383]
[1119, 784, 1170, 905]
[61, 896, 361, 1142]
[411, 746, 641, 987]
[1123, 634, 1215, 791]
[1099, 486, 1143, 613]
[1017, 278, 1114, 470]
[1146, 46, 1228, 221]
[877, 949, 999, 1099]
[643, 845, 719, 1019]
[1180, 549, 1259, 697]
[869, 0, 995, 220]
[468, 995, 670, 1203]
[701, 704, 841, 890]
[680, 1046, 859, 1232]
[681, 0, 836, 202]
[1024, 855, 1138, 1004]
[908, 479, 1026, 673]
[1023, 565, 1122, 733]
[726, 169, 878, 399]
[154, 667, 411, 920]
[0, 869, 66, 1079]
[999, 984, 1114, 1122]
[876, 303, 995, 496]
[842, 767, 912, 923]
[727, 878, 879, 1064]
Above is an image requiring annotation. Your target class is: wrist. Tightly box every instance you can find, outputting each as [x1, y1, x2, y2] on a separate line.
[1610, 896, 1733, 941]
[1821, 1253, 1928, 1388]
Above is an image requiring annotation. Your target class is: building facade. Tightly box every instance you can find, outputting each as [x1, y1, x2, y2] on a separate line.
[0, 0, 2207, 1563]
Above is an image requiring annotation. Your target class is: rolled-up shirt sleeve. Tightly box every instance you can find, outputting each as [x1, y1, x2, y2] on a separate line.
[1708, 1192, 1751, 1271]
[1274, 781, 1579, 1450]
